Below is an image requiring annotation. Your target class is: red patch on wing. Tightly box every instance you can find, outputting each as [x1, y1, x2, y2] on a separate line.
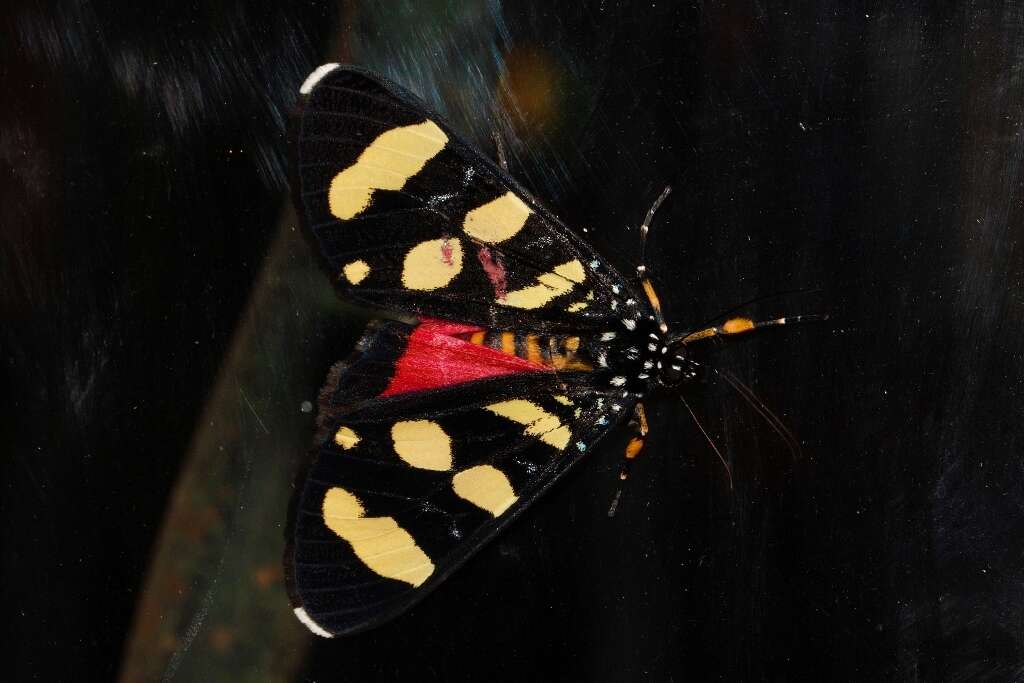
[380, 318, 549, 397]
[440, 238, 454, 266]
[476, 246, 508, 300]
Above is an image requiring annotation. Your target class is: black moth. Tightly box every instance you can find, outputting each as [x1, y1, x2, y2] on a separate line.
[285, 64, 803, 637]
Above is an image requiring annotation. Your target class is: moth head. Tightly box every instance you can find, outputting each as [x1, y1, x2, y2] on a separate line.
[657, 347, 700, 388]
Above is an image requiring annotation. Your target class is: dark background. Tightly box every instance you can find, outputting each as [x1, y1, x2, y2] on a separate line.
[5, 1, 1024, 680]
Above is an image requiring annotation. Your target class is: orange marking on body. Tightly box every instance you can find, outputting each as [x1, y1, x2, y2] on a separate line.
[547, 337, 565, 369]
[525, 334, 543, 364]
[625, 437, 645, 460]
[469, 331, 486, 346]
[501, 332, 516, 355]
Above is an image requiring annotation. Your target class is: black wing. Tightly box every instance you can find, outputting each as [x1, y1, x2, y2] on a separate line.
[292, 64, 648, 333]
[285, 321, 635, 636]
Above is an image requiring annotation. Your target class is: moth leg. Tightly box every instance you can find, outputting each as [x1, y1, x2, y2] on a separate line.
[619, 402, 649, 481]
[608, 402, 650, 517]
[492, 130, 510, 173]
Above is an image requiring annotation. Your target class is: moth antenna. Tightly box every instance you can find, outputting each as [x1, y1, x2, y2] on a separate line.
[637, 186, 672, 333]
[637, 185, 672, 277]
[678, 393, 734, 490]
[676, 313, 828, 346]
[679, 288, 825, 332]
[713, 368, 803, 461]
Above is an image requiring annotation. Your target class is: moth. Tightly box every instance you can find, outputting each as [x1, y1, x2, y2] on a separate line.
[284, 64, 809, 637]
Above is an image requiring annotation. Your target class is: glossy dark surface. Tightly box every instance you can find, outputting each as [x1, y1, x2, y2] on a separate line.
[5, 1, 1023, 680]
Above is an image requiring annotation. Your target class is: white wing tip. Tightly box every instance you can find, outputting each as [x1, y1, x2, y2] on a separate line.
[300, 63, 340, 95]
[293, 606, 334, 638]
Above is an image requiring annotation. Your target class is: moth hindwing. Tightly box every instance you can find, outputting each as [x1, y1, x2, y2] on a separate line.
[287, 64, 658, 636]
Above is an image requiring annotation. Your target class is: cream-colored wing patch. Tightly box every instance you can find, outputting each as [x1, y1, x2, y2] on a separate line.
[501, 259, 587, 310]
[401, 238, 464, 291]
[485, 399, 572, 450]
[462, 192, 533, 243]
[342, 260, 370, 285]
[391, 420, 453, 471]
[452, 465, 518, 517]
[566, 289, 593, 312]
[334, 426, 361, 450]
[328, 120, 448, 220]
[322, 487, 434, 587]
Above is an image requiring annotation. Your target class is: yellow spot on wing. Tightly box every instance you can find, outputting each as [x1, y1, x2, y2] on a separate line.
[334, 426, 360, 449]
[322, 488, 434, 587]
[391, 420, 453, 471]
[555, 260, 586, 283]
[567, 289, 594, 312]
[485, 399, 572, 450]
[401, 238, 464, 291]
[323, 486, 364, 518]
[501, 259, 586, 309]
[342, 260, 370, 285]
[462, 192, 533, 243]
[328, 120, 448, 220]
[553, 395, 573, 406]
[452, 465, 518, 516]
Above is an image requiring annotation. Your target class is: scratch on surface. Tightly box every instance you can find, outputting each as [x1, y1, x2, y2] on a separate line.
[161, 578, 216, 682]
[238, 385, 270, 434]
